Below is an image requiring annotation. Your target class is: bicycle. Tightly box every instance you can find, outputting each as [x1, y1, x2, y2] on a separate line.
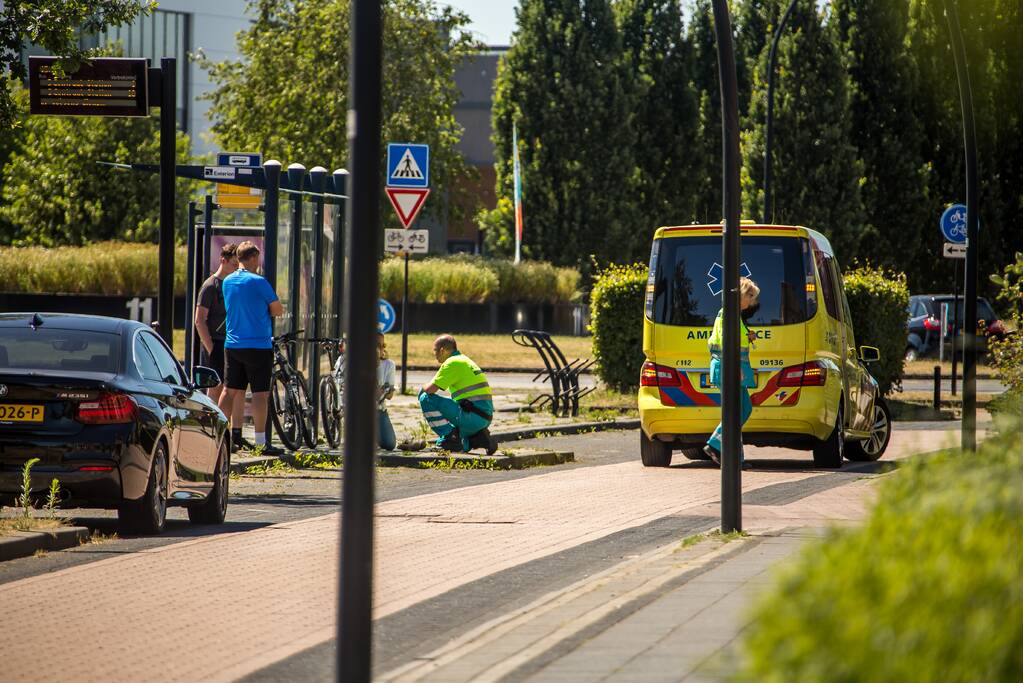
[269, 329, 317, 451]
[305, 336, 345, 449]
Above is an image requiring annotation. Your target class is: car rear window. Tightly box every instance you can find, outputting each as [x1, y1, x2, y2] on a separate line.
[646, 235, 817, 327]
[0, 327, 119, 373]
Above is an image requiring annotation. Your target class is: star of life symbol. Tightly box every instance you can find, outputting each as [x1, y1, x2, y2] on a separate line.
[707, 262, 752, 296]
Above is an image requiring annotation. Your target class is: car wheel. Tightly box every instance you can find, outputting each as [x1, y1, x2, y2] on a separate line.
[188, 441, 230, 524]
[680, 447, 710, 461]
[845, 399, 892, 462]
[812, 404, 844, 469]
[640, 431, 672, 467]
[119, 442, 168, 534]
[905, 347, 918, 362]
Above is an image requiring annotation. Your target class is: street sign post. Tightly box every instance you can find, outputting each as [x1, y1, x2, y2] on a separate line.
[384, 228, 429, 254]
[939, 207, 969, 397]
[386, 143, 430, 394]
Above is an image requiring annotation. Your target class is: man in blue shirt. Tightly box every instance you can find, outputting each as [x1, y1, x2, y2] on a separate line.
[218, 241, 284, 455]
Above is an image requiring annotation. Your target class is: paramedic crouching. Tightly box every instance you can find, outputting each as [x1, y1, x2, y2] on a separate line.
[418, 335, 498, 454]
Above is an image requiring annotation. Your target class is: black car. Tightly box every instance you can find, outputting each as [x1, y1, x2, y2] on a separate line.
[0, 313, 229, 533]
[905, 294, 1006, 361]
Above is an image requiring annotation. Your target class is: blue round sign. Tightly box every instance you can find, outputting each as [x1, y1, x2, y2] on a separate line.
[940, 204, 968, 244]
[378, 298, 396, 333]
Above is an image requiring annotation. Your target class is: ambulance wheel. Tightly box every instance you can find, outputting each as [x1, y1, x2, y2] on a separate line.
[813, 404, 845, 469]
[845, 399, 891, 462]
[680, 447, 710, 461]
[640, 431, 672, 467]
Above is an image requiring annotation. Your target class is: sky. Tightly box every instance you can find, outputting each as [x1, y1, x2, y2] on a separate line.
[442, 0, 518, 47]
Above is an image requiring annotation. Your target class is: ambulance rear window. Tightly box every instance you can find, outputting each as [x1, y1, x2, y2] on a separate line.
[647, 235, 817, 327]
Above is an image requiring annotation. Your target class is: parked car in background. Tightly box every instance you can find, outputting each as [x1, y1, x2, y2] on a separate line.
[0, 313, 229, 534]
[905, 295, 1006, 361]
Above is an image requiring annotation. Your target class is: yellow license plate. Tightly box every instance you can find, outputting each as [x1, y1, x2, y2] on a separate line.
[0, 404, 44, 423]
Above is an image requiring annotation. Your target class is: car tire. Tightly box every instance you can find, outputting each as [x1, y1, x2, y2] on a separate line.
[680, 447, 710, 461]
[812, 404, 844, 469]
[845, 398, 892, 462]
[188, 442, 230, 525]
[640, 431, 672, 467]
[119, 442, 168, 534]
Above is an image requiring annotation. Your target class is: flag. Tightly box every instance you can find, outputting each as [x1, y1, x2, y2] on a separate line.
[513, 122, 524, 264]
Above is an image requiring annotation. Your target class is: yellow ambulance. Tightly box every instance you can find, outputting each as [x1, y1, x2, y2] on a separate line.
[638, 223, 891, 468]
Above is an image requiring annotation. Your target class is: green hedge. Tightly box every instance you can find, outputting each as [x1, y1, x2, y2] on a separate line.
[0, 242, 187, 296]
[0, 245, 580, 305]
[590, 263, 647, 392]
[842, 266, 909, 395]
[738, 427, 1023, 681]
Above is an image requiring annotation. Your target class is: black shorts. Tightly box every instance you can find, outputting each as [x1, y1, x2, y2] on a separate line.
[224, 348, 274, 393]
[199, 339, 225, 380]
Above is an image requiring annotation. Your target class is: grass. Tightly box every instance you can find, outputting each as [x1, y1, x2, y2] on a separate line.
[904, 358, 993, 376]
[382, 333, 593, 369]
[242, 460, 295, 476]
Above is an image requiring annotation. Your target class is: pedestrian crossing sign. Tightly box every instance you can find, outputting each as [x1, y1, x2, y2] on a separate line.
[386, 143, 429, 188]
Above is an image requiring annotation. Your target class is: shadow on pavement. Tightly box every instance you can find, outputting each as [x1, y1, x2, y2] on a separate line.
[230, 494, 340, 508]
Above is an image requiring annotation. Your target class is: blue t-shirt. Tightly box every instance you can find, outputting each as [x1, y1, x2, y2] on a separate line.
[222, 268, 278, 349]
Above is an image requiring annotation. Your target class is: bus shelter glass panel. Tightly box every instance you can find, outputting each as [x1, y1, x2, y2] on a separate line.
[321, 203, 338, 339]
[294, 200, 317, 377]
[275, 207, 293, 336]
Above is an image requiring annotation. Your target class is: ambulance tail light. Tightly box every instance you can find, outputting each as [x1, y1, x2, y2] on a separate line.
[777, 361, 827, 387]
[640, 362, 680, 387]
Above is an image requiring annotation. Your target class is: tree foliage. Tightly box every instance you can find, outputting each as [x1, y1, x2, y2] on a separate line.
[0, 0, 153, 131]
[0, 87, 194, 246]
[199, 0, 478, 227]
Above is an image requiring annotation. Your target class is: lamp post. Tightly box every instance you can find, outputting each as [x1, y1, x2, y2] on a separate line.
[710, 0, 743, 533]
[941, 0, 978, 451]
[762, 0, 799, 224]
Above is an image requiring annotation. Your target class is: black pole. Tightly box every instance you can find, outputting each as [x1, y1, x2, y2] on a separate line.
[262, 160, 282, 447]
[711, 0, 742, 533]
[762, 0, 798, 224]
[952, 258, 959, 395]
[309, 166, 328, 434]
[401, 252, 409, 394]
[332, 169, 350, 339]
[184, 200, 199, 372]
[942, 0, 978, 452]
[339, 0, 382, 676]
[287, 163, 306, 370]
[157, 57, 176, 346]
[934, 365, 942, 410]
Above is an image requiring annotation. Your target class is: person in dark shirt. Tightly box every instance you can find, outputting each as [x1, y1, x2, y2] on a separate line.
[219, 241, 285, 455]
[195, 242, 249, 449]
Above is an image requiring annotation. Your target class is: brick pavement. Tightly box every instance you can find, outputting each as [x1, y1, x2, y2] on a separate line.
[0, 424, 971, 681]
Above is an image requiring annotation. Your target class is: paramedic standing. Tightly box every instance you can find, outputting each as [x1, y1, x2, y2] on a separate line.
[418, 334, 498, 454]
[704, 277, 760, 468]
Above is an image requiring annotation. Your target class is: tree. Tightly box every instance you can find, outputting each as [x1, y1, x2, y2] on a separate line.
[615, 0, 698, 248]
[486, 0, 639, 270]
[685, 0, 724, 224]
[0, 86, 193, 246]
[740, 0, 865, 258]
[0, 0, 153, 131]
[832, 0, 931, 283]
[200, 0, 477, 228]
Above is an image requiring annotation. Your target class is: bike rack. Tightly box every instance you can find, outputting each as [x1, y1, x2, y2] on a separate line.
[511, 329, 596, 417]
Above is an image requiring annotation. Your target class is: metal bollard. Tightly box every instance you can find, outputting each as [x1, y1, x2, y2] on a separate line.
[933, 365, 941, 411]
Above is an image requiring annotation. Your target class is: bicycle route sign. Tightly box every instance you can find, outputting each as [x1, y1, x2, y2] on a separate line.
[378, 299, 396, 334]
[940, 204, 968, 244]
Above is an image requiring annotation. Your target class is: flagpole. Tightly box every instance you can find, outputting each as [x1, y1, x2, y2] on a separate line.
[513, 121, 522, 264]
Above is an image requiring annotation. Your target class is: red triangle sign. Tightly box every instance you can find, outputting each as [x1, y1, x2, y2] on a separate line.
[386, 187, 430, 228]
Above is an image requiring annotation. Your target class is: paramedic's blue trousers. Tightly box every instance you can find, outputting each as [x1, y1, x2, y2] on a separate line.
[418, 392, 493, 451]
[707, 388, 752, 459]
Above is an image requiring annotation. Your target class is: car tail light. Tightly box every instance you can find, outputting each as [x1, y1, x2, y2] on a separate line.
[77, 393, 137, 424]
[923, 316, 941, 332]
[989, 320, 1006, 336]
[640, 361, 680, 387]
[777, 361, 827, 387]
[78, 465, 114, 472]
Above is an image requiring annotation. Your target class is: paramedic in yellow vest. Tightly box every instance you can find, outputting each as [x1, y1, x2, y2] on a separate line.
[419, 335, 498, 454]
[704, 277, 760, 468]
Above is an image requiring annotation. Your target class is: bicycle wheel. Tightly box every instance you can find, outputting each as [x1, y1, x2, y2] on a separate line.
[270, 375, 304, 451]
[294, 372, 317, 449]
[319, 375, 342, 449]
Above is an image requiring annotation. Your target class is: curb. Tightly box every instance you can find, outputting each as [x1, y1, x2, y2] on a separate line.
[0, 526, 90, 562]
[379, 449, 574, 470]
[494, 417, 640, 443]
[399, 365, 594, 376]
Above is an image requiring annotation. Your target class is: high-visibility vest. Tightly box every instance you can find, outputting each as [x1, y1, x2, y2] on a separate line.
[432, 351, 492, 401]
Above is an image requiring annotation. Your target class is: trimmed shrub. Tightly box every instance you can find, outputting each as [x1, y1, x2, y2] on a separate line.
[0, 242, 187, 296]
[738, 427, 1023, 681]
[842, 266, 908, 395]
[380, 257, 497, 304]
[590, 263, 647, 392]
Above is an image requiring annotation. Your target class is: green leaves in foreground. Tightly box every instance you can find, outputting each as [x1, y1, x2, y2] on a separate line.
[737, 428, 1023, 682]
